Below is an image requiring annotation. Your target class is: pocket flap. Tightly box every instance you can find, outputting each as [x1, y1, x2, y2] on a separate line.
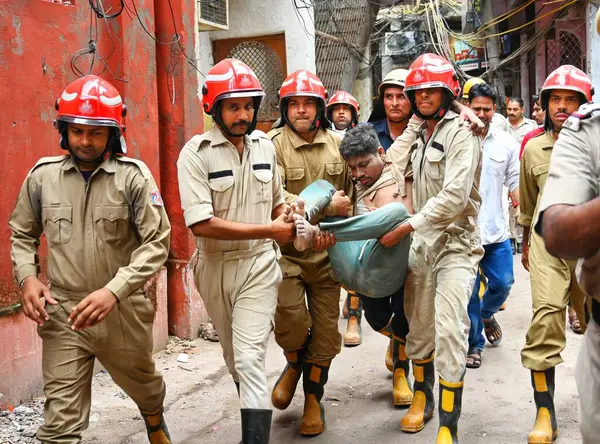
[286, 167, 305, 181]
[253, 169, 273, 183]
[94, 205, 129, 221]
[42, 206, 72, 223]
[532, 163, 549, 177]
[425, 147, 445, 163]
[325, 162, 344, 176]
[208, 176, 235, 192]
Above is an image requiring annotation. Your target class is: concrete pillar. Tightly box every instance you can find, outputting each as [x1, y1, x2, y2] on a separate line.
[587, 2, 600, 98]
[352, 45, 373, 123]
[155, 0, 207, 339]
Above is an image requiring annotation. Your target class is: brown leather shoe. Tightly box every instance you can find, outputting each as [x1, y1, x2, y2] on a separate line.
[271, 349, 304, 410]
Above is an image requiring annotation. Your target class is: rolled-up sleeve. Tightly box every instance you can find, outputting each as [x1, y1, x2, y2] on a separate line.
[177, 144, 214, 227]
[539, 126, 598, 212]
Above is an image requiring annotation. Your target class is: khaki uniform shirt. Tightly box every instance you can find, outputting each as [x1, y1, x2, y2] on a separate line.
[536, 104, 600, 300]
[517, 131, 555, 229]
[508, 118, 538, 145]
[388, 112, 483, 248]
[9, 155, 171, 301]
[268, 125, 354, 259]
[177, 126, 285, 254]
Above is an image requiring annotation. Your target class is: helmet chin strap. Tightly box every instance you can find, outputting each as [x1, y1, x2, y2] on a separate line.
[68, 147, 111, 166]
[213, 100, 259, 138]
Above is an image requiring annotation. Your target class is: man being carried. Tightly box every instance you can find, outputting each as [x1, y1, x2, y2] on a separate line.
[291, 123, 415, 408]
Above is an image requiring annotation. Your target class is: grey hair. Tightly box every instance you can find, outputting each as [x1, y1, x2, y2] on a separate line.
[339, 123, 381, 161]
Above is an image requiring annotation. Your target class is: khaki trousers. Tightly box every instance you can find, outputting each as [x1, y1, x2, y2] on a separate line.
[576, 312, 600, 443]
[508, 205, 523, 243]
[194, 245, 281, 409]
[275, 251, 342, 364]
[36, 287, 165, 444]
[404, 231, 482, 382]
[521, 230, 587, 370]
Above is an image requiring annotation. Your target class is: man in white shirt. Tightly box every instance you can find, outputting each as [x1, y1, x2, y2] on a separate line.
[466, 83, 520, 369]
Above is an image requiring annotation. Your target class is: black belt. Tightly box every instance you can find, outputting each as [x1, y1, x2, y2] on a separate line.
[592, 299, 600, 324]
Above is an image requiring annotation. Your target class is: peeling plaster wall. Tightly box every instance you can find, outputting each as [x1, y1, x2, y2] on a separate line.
[0, 1, 169, 405]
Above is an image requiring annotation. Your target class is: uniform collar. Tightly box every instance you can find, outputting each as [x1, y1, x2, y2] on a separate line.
[207, 125, 253, 149]
[59, 154, 117, 173]
[283, 125, 329, 149]
[372, 119, 389, 136]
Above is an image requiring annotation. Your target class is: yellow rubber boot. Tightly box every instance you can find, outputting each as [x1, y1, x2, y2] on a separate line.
[343, 292, 363, 347]
[400, 354, 435, 433]
[436, 379, 463, 444]
[300, 362, 330, 437]
[528, 369, 558, 444]
[376, 321, 394, 372]
[271, 349, 304, 410]
[140, 409, 172, 444]
[392, 335, 413, 406]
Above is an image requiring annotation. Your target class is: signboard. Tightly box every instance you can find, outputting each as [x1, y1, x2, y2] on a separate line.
[449, 36, 487, 72]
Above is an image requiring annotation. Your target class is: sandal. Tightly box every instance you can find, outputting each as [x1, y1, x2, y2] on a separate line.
[466, 347, 482, 369]
[483, 315, 503, 346]
[568, 307, 583, 334]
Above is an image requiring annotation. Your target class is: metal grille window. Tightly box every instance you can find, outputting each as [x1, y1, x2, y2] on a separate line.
[546, 30, 583, 75]
[226, 41, 284, 122]
[199, 0, 227, 26]
[559, 31, 582, 68]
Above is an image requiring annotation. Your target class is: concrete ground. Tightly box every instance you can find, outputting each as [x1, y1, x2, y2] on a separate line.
[84, 255, 584, 443]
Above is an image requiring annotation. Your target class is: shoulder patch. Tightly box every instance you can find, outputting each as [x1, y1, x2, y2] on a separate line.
[31, 154, 70, 171]
[115, 156, 153, 179]
[564, 103, 600, 132]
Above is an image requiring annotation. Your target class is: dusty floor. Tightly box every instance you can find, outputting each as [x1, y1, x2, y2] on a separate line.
[3, 255, 585, 443]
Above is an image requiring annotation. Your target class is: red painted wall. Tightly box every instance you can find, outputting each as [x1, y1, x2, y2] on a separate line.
[0, 0, 205, 404]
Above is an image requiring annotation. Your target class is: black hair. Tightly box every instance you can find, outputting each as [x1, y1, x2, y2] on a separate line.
[339, 123, 381, 161]
[532, 94, 540, 105]
[468, 83, 497, 105]
[507, 97, 525, 107]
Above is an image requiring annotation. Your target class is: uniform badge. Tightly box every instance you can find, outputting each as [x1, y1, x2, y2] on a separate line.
[150, 189, 164, 206]
[78, 100, 94, 115]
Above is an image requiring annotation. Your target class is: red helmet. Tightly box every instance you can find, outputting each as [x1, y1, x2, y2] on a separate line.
[404, 53, 460, 119]
[540, 65, 593, 110]
[55, 75, 127, 154]
[276, 70, 330, 130]
[202, 58, 265, 115]
[327, 91, 360, 116]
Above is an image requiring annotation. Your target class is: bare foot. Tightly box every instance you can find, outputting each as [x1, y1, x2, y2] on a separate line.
[291, 199, 306, 219]
[293, 213, 320, 251]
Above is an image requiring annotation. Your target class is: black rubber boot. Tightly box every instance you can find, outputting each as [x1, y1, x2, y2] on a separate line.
[436, 379, 464, 443]
[300, 361, 330, 436]
[400, 354, 435, 433]
[240, 409, 272, 444]
[343, 292, 363, 347]
[528, 368, 558, 443]
[392, 334, 413, 406]
[140, 408, 172, 444]
[271, 348, 305, 410]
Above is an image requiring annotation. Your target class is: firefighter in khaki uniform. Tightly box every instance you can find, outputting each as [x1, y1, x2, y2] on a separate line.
[177, 59, 294, 444]
[518, 65, 592, 443]
[383, 54, 483, 443]
[9, 76, 171, 444]
[267, 70, 354, 437]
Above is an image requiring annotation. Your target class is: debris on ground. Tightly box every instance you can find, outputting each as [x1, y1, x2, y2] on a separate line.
[0, 399, 44, 443]
[199, 321, 219, 342]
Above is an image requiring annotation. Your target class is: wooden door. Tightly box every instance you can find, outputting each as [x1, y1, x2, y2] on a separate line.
[213, 34, 287, 133]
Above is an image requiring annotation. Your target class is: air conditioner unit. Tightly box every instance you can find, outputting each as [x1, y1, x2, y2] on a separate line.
[198, 0, 229, 31]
